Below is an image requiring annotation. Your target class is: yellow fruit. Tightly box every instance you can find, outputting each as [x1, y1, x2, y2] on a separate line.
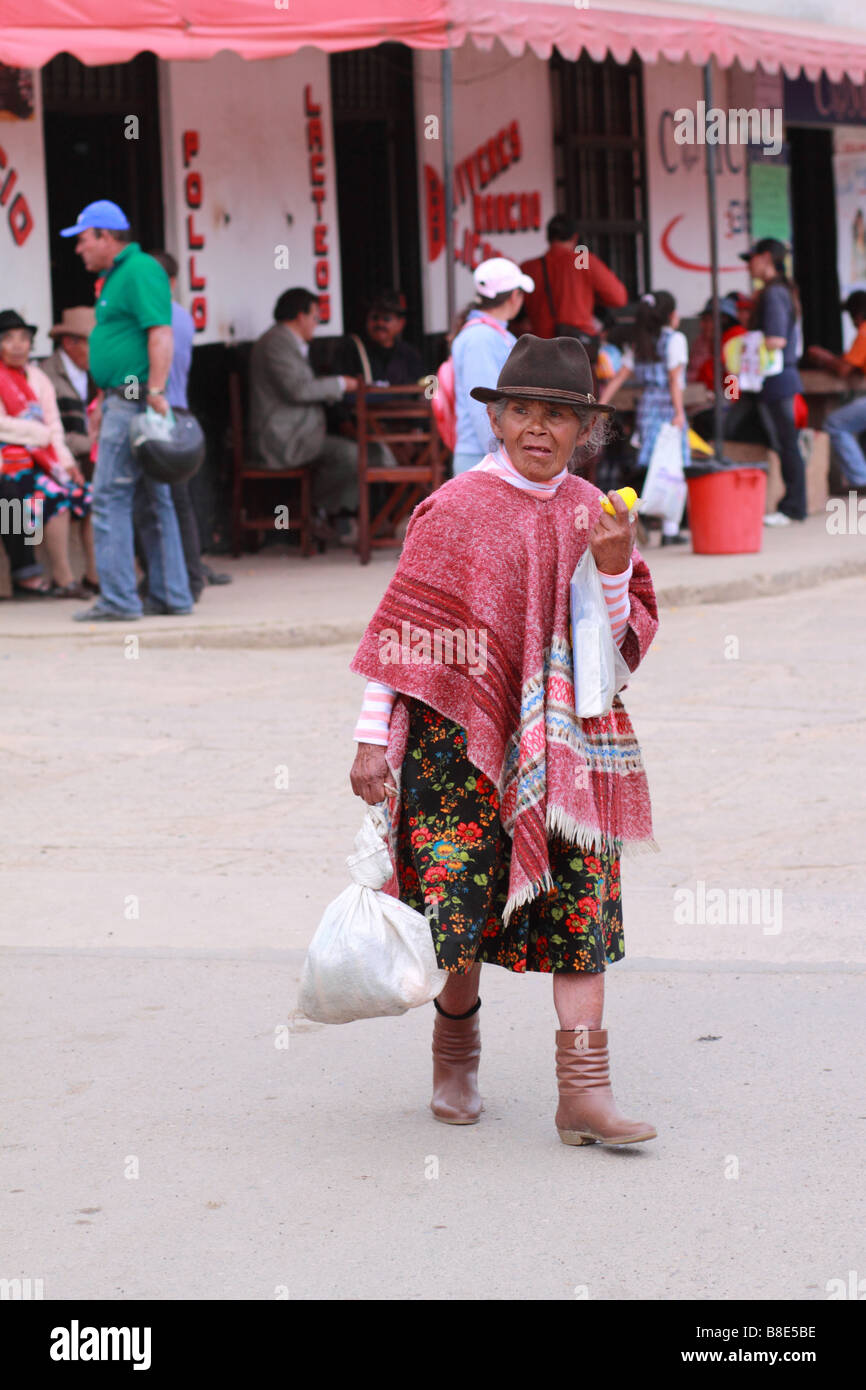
[600, 486, 638, 515]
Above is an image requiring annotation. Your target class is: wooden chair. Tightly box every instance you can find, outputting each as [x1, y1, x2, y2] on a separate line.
[228, 352, 313, 558]
[355, 382, 446, 565]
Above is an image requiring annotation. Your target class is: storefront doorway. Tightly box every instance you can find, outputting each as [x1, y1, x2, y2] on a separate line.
[788, 126, 842, 353]
[41, 53, 164, 319]
[330, 44, 422, 349]
[550, 51, 649, 299]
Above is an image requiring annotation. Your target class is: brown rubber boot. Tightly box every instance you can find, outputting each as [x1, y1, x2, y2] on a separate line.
[555, 1027, 656, 1146]
[431, 997, 482, 1124]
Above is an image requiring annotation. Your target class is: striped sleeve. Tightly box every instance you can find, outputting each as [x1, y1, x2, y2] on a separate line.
[353, 679, 396, 745]
[599, 561, 633, 648]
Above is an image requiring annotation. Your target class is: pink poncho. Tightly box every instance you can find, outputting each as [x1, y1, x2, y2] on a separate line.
[351, 469, 659, 920]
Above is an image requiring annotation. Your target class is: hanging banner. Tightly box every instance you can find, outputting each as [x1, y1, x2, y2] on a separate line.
[748, 162, 791, 245]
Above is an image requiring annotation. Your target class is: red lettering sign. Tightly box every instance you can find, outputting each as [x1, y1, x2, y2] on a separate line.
[425, 165, 445, 263]
[186, 214, 204, 249]
[0, 167, 17, 205]
[305, 89, 330, 323]
[183, 131, 206, 332]
[188, 256, 206, 291]
[0, 145, 34, 246]
[182, 130, 199, 168]
[9, 193, 32, 246]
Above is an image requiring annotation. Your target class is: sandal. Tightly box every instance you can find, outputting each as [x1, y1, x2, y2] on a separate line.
[81, 576, 100, 595]
[13, 579, 53, 598]
[49, 581, 90, 599]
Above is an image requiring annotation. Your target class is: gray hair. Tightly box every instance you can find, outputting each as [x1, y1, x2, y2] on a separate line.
[486, 396, 612, 470]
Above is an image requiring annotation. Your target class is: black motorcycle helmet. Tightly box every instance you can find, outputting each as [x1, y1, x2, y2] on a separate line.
[129, 407, 205, 485]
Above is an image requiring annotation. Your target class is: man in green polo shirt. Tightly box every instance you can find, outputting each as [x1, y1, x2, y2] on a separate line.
[60, 199, 193, 621]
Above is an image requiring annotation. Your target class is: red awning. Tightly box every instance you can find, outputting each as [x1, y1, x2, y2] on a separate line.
[451, 1, 866, 83]
[0, 1, 451, 66]
[1, 0, 866, 82]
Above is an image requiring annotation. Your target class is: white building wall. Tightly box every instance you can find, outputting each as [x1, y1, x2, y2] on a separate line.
[0, 77, 53, 357]
[643, 58, 763, 315]
[414, 43, 556, 334]
[158, 50, 343, 345]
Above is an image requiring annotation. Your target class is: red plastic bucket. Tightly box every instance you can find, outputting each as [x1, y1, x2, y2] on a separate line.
[686, 467, 768, 554]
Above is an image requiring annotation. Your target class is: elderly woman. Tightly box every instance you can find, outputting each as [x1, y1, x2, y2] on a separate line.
[349, 336, 659, 1147]
[0, 309, 98, 597]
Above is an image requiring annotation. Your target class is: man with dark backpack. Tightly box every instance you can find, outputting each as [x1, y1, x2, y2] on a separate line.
[520, 215, 627, 360]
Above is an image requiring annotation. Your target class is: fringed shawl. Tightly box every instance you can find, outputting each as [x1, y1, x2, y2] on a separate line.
[350, 469, 659, 920]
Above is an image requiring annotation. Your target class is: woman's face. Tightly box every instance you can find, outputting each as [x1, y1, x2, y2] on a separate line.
[490, 397, 590, 481]
[0, 327, 33, 368]
[748, 252, 773, 283]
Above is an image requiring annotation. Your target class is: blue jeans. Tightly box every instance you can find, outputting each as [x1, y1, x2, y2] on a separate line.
[92, 395, 193, 614]
[824, 395, 866, 486]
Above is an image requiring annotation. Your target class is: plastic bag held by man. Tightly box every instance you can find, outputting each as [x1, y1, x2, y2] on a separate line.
[298, 805, 446, 1024]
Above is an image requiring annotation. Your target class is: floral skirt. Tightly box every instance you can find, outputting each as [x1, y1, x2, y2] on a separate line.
[0, 463, 92, 524]
[396, 702, 624, 975]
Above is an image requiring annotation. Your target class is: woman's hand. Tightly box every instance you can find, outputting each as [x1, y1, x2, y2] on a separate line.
[672, 409, 686, 430]
[589, 491, 637, 574]
[350, 742, 394, 805]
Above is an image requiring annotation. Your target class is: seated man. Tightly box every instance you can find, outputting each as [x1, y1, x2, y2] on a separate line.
[336, 289, 423, 386]
[250, 288, 359, 541]
[39, 307, 97, 479]
[807, 291, 866, 487]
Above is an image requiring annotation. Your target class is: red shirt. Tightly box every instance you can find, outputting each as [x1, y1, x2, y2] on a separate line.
[520, 242, 628, 338]
[698, 325, 745, 391]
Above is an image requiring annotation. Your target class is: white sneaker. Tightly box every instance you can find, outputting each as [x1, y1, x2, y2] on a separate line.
[763, 511, 792, 527]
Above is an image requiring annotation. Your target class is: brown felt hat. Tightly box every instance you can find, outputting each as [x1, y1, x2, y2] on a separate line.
[470, 334, 614, 414]
[48, 306, 95, 339]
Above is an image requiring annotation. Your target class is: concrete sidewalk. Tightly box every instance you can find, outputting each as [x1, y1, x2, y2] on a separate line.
[1, 576, 864, 1300]
[1, 510, 863, 649]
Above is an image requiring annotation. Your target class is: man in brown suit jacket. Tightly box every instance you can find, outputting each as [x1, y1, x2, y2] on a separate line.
[39, 307, 98, 478]
[249, 288, 360, 525]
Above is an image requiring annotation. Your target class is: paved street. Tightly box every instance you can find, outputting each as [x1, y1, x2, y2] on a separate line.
[2, 565, 865, 1300]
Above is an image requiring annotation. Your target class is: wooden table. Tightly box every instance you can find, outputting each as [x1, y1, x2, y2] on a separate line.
[798, 369, 866, 429]
[602, 380, 712, 415]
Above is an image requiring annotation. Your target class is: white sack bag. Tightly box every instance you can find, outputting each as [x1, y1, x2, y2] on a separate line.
[570, 549, 632, 718]
[640, 422, 688, 527]
[298, 804, 446, 1024]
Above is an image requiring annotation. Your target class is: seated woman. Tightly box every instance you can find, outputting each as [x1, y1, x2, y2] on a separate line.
[0, 309, 98, 598]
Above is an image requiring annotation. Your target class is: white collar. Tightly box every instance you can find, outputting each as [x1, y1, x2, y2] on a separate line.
[287, 326, 310, 358]
[59, 348, 88, 399]
[484, 446, 568, 495]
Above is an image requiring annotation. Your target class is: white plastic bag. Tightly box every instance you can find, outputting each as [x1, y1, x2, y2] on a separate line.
[570, 550, 632, 718]
[640, 422, 688, 527]
[298, 804, 446, 1024]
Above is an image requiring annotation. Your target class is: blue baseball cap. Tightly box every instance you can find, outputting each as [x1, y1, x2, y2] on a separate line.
[59, 200, 131, 237]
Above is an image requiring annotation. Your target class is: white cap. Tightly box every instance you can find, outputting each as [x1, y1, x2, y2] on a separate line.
[473, 256, 535, 299]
